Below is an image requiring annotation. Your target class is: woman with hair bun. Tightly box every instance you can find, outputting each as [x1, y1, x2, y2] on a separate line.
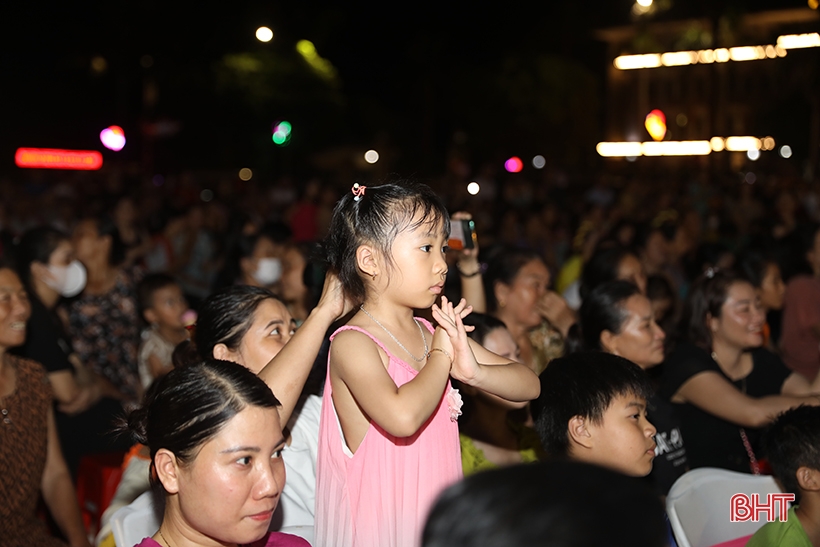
[122, 359, 309, 547]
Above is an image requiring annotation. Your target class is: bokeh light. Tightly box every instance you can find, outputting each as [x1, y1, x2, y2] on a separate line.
[238, 168, 253, 181]
[200, 189, 214, 202]
[780, 145, 793, 159]
[467, 182, 480, 195]
[746, 149, 760, 161]
[637, 0, 653, 6]
[644, 110, 667, 141]
[532, 155, 546, 169]
[272, 121, 292, 146]
[504, 156, 523, 173]
[100, 126, 126, 151]
[256, 27, 273, 42]
[364, 150, 379, 164]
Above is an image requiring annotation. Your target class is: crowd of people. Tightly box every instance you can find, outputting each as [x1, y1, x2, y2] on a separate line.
[3, 166, 820, 547]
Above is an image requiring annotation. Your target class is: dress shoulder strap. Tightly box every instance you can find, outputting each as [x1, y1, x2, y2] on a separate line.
[330, 324, 391, 355]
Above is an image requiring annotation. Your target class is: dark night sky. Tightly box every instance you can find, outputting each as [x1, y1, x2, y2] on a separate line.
[0, 0, 810, 177]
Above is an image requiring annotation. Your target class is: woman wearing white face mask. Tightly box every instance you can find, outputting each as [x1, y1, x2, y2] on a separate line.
[14, 226, 133, 476]
[216, 232, 285, 290]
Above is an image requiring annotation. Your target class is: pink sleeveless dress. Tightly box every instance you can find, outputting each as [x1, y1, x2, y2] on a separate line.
[314, 318, 462, 547]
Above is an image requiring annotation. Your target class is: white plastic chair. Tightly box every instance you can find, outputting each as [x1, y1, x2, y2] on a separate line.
[109, 491, 161, 547]
[666, 467, 783, 547]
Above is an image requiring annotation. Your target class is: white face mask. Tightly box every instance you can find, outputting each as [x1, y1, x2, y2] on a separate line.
[45, 260, 87, 297]
[253, 257, 282, 285]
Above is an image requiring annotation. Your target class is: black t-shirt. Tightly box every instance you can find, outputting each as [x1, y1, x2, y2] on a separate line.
[13, 296, 73, 373]
[647, 392, 688, 496]
[660, 343, 791, 473]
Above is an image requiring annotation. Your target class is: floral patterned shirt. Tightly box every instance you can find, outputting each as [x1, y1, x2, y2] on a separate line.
[66, 269, 142, 402]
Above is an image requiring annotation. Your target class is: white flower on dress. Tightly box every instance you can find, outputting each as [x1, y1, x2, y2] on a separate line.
[447, 388, 463, 422]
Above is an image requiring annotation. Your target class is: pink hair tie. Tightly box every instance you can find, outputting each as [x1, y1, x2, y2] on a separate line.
[352, 183, 367, 201]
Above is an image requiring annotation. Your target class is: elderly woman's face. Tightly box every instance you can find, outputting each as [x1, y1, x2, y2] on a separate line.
[0, 269, 30, 350]
[497, 259, 550, 329]
[171, 405, 286, 545]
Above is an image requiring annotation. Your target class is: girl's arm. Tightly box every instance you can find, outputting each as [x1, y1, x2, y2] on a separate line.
[433, 297, 540, 403]
[332, 326, 453, 438]
[41, 408, 93, 547]
[675, 371, 820, 428]
[258, 273, 352, 426]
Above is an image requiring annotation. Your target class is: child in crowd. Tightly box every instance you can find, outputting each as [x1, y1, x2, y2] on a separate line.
[532, 351, 657, 477]
[136, 273, 190, 388]
[316, 182, 539, 547]
[747, 405, 820, 547]
[458, 313, 546, 474]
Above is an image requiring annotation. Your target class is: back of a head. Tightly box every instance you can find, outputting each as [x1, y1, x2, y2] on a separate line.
[570, 280, 641, 353]
[422, 460, 666, 547]
[324, 181, 449, 304]
[462, 313, 508, 345]
[580, 246, 635, 301]
[762, 405, 820, 503]
[122, 359, 281, 493]
[531, 352, 652, 458]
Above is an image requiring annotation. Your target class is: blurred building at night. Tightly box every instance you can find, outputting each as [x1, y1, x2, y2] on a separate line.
[595, 7, 819, 173]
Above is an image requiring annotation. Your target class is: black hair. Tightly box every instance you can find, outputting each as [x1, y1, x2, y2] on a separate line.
[531, 352, 653, 458]
[482, 247, 544, 313]
[324, 181, 450, 304]
[762, 405, 820, 503]
[122, 359, 281, 496]
[14, 226, 70, 293]
[214, 232, 275, 290]
[678, 269, 746, 351]
[462, 313, 509, 345]
[580, 246, 639, 300]
[137, 273, 180, 315]
[82, 215, 127, 266]
[185, 284, 283, 362]
[737, 249, 778, 289]
[568, 281, 642, 353]
[422, 460, 666, 547]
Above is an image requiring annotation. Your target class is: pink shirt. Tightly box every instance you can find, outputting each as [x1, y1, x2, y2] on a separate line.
[314, 320, 462, 547]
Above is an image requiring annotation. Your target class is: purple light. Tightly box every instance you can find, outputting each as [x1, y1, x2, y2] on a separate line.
[100, 126, 126, 151]
[504, 156, 523, 173]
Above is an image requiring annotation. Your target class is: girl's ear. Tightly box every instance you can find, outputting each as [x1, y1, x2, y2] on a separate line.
[568, 415, 593, 449]
[154, 449, 181, 494]
[356, 244, 380, 278]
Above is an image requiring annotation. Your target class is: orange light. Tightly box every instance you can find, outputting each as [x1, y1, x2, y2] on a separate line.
[645, 110, 667, 141]
[15, 148, 103, 170]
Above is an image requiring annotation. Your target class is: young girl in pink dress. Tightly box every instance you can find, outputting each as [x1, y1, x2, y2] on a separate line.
[315, 182, 540, 547]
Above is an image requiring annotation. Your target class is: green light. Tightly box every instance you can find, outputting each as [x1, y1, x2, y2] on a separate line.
[272, 131, 287, 145]
[278, 121, 292, 135]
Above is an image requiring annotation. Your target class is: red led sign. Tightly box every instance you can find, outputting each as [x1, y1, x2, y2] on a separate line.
[15, 148, 103, 170]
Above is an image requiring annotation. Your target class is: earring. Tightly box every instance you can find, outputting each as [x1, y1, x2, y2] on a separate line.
[499, 300, 506, 308]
